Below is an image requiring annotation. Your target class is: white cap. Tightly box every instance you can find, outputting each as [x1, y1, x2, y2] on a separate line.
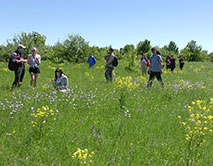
[18, 44, 26, 49]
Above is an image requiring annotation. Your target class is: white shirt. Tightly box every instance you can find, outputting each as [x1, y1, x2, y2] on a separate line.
[28, 54, 41, 68]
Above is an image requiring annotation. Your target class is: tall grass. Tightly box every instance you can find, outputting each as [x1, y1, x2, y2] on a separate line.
[0, 60, 212, 165]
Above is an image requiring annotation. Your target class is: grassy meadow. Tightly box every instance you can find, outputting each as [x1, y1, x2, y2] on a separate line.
[0, 60, 213, 166]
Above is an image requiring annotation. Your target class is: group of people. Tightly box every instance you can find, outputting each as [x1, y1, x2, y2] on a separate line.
[141, 49, 185, 87]
[10, 44, 68, 91]
[10, 44, 186, 91]
[10, 44, 41, 89]
[87, 48, 116, 82]
[165, 55, 176, 72]
[104, 47, 185, 88]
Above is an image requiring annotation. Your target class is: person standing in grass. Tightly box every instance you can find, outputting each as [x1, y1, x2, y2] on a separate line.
[27, 48, 41, 87]
[170, 55, 176, 72]
[147, 47, 164, 87]
[87, 53, 96, 67]
[105, 48, 115, 82]
[140, 54, 150, 75]
[11, 44, 27, 89]
[165, 56, 171, 70]
[179, 56, 185, 70]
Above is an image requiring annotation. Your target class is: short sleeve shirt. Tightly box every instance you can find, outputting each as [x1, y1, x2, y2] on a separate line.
[150, 54, 162, 72]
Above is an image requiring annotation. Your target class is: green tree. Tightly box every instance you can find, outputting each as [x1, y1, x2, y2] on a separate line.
[52, 34, 90, 63]
[182, 40, 202, 61]
[136, 39, 151, 55]
[123, 44, 135, 54]
[208, 52, 213, 62]
[167, 41, 179, 54]
[0, 31, 48, 61]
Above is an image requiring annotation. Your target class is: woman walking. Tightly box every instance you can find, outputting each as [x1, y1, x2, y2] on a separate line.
[140, 54, 150, 75]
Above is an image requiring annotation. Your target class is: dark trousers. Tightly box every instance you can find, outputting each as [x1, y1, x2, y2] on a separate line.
[180, 63, 184, 70]
[105, 67, 113, 81]
[171, 66, 175, 72]
[13, 66, 25, 86]
[148, 71, 164, 87]
[166, 65, 171, 70]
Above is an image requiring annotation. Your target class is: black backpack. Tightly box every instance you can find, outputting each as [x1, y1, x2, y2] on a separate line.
[8, 54, 18, 71]
[112, 56, 118, 67]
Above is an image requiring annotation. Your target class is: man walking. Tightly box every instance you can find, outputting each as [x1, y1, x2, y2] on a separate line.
[148, 48, 164, 87]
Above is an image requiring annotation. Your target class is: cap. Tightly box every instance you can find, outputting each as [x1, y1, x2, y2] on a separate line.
[18, 44, 26, 49]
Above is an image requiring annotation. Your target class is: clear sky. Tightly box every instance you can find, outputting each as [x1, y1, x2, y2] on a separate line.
[0, 0, 213, 52]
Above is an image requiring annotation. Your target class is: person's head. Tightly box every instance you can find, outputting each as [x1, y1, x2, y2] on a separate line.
[151, 47, 157, 55]
[17, 44, 26, 52]
[89, 53, 93, 57]
[171, 55, 174, 58]
[108, 48, 114, 55]
[55, 68, 63, 78]
[32, 47, 37, 55]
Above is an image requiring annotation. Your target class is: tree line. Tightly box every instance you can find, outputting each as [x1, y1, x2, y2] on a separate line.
[0, 31, 212, 63]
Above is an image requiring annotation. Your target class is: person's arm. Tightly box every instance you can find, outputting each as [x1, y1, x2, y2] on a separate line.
[34, 55, 41, 65]
[19, 57, 27, 63]
[20, 59, 27, 63]
[11, 53, 18, 63]
[37, 55, 41, 64]
[158, 56, 163, 69]
[59, 77, 68, 89]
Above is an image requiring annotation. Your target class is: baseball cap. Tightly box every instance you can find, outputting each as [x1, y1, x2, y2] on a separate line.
[18, 44, 26, 49]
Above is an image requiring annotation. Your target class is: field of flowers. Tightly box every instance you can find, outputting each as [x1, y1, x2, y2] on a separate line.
[0, 60, 212, 165]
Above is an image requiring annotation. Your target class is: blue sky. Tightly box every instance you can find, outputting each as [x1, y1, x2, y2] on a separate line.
[1, 0, 213, 52]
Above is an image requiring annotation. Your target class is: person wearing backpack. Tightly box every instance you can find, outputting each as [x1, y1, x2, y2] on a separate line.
[140, 54, 150, 75]
[10, 44, 27, 89]
[87, 53, 96, 67]
[105, 48, 116, 82]
[27, 47, 41, 87]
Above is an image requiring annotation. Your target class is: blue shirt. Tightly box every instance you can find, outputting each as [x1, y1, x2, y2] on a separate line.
[88, 56, 96, 67]
[150, 54, 162, 72]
